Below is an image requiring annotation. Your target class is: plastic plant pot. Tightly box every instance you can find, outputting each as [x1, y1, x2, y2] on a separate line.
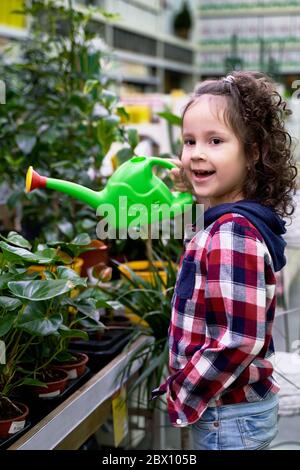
[79, 240, 109, 277]
[0, 401, 29, 439]
[51, 352, 89, 379]
[26, 369, 69, 399]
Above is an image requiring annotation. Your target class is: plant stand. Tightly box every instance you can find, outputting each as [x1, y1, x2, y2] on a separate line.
[180, 427, 191, 450]
[8, 336, 153, 450]
[127, 400, 166, 450]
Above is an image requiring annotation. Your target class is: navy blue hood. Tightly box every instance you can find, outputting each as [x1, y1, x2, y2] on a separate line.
[203, 200, 287, 272]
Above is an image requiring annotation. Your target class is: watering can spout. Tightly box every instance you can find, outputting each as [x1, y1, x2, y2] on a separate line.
[25, 166, 103, 210]
[26, 167, 47, 192]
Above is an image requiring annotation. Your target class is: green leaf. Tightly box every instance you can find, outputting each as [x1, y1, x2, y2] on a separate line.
[21, 377, 48, 387]
[57, 221, 74, 240]
[83, 79, 99, 94]
[0, 314, 15, 337]
[46, 235, 91, 258]
[157, 111, 182, 126]
[127, 128, 139, 150]
[6, 189, 24, 209]
[116, 147, 133, 164]
[80, 218, 96, 230]
[0, 241, 57, 264]
[76, 286, 110, 302]
[56, 266, 87, 287]
[19, 307, 63, 336]
[96, 115, 120, 155]
[21, 300, 47, 319]
[66, 297, 107, 318]
[15, 134, 37, 155]
[33, 248, 59, 263]
[43, 270, 55, 280]
[88, 7, 120, 21]
[8, 279, 76, 301]
[0, 296, 22, 311]
[101, 89, 117, 109]
[0, 272, 27, 290]
[58, 326, 88, 340]
[71, 233, 91, 246]
[116, 106, 130, 122]
[4, 232, 32, 249]
[128, 349, 166, 394]
[0, 241, 39, 263]
[69, 92, 88, 112]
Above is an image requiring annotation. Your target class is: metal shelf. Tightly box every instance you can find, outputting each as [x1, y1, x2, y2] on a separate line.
[0, 25, 27, 39]
[200, 40, 300, 53]
[108, 72, 161, 86]
[114, 50, 199, 75]
[8, 335, 153, 450]
[200, 6, 300, 18]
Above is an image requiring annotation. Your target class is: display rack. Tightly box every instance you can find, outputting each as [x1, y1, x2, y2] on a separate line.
[8, 335, 153, 450]
[0, 1, 201, 93]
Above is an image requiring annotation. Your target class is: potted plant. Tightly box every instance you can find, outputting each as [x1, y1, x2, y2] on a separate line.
[173, 1, 193, 40]
[79, 239, 109, 278]
[0, 293, 30, 439]
[0, 231, 106, 430]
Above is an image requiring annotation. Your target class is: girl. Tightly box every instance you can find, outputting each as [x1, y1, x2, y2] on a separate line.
[152, 71, 297, 450]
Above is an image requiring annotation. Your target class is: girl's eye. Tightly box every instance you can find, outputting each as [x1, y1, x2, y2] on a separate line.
[183, 139, 195, 146]
[211, 138, 222, 145]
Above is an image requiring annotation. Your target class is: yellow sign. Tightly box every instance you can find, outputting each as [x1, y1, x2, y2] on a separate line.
[0, 1, 26, 29]
[112, 386, 128, 447]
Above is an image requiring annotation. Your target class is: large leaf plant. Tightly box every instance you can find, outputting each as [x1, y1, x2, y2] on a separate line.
[0, 231, 108, 408]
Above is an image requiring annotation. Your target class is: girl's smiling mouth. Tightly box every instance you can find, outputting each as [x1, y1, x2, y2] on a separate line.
[192, 170, 216, 181]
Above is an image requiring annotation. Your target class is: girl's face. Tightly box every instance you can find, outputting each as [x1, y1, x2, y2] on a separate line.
[181, 94, 248, 207]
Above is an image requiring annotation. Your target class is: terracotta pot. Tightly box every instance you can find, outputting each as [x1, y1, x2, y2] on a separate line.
[86, 328, 106, 341]
[52, 352, 89, 379]
[0, 401, 29, 439]
[79, 240, 109, 277]
[28, 369, 69, 399]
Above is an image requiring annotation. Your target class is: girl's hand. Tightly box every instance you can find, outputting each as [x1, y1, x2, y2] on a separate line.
[168, 158, 191, 193]
[168, 158, 211, 209]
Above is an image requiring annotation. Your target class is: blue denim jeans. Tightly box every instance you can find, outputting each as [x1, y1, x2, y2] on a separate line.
[191, 394, 279, 450]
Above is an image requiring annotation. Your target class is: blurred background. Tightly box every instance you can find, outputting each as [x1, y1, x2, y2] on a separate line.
[1, 1, 300, 161]
[2, 0, 300, 155]
[1, 0, 300, 450]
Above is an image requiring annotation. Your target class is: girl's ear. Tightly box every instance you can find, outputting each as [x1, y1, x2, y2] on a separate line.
[252, 143, 260, 163]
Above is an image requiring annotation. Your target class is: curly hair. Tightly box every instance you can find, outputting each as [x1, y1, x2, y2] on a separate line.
[182, 71, 297, 219]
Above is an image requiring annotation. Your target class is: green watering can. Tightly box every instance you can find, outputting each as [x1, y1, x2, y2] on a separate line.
[26, 156, 193, 230]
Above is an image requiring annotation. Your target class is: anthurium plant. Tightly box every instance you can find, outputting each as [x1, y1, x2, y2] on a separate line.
[0, 231, 108, 415]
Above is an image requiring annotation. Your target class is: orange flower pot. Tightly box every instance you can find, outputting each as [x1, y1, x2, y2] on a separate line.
[0, 401, 29, 439]
[79, 240, 109, 277]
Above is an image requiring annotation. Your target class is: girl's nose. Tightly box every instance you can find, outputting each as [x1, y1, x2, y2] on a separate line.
[191, 151, 208, 161]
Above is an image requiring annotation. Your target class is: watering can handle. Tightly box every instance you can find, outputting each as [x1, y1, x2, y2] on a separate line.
[147, 157, 178, 171]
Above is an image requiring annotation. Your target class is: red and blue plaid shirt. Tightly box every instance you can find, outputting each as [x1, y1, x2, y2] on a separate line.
[152, 213, 280, 427]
